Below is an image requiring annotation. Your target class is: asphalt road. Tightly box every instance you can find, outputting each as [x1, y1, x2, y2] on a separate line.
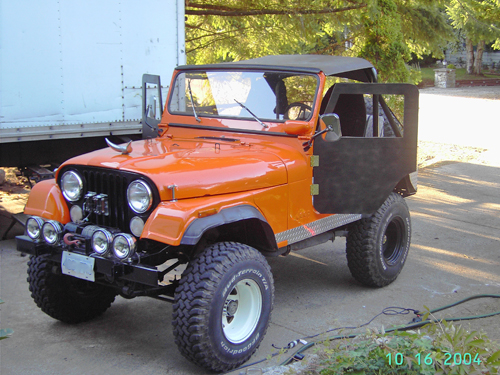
[1, 161, 500, 375]
[1, 87, 500, 374]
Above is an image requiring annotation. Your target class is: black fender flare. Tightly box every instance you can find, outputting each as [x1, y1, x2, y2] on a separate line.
[180, 205, 278, 253]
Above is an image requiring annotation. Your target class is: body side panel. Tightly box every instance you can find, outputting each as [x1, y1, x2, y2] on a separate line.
[24, 180, 70, 223]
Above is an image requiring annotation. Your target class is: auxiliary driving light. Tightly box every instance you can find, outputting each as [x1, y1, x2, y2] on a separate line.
[91, 229, 114, 256]
[70, 205, 84, 222]
[42, 220, 64, 245]
[112, 233, 136, 260]
[26, 216, 45, 240]
[129, 216, 145, 237]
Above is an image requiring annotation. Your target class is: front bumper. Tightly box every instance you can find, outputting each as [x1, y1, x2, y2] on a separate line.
[17, 235, 161, 287]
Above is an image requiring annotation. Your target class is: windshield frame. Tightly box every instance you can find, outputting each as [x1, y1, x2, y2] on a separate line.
[167, 68, 320, 133]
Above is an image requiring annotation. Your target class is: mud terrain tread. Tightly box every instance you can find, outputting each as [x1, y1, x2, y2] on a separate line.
[346, 193, 410, 287]
[27, 255, 116, 324]
[172, 242, 274, 372]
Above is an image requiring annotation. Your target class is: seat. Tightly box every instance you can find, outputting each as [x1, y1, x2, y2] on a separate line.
[320, 86, 366, 137]
[274, 80, 288, 119]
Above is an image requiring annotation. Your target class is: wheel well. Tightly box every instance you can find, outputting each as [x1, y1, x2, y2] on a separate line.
[180, 205, 278, 257]
[394, 173, 417, 197]
[192, 218, 278, 257]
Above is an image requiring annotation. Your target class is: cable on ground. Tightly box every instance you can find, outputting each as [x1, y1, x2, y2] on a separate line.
[278, 294, 500, 367]
[225, 294, 500, 373]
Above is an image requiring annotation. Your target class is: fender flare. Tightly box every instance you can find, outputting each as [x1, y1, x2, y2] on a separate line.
[180, 205, 278, 252]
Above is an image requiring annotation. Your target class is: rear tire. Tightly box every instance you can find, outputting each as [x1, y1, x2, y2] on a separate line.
[346, 193, 411, 287]
[172, 242, 274, 372]
[27, 254, 117, 323]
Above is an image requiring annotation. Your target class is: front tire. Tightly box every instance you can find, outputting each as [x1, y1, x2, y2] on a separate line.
[346, 193, 411, 287]
[27, 254, 117, 323]
[172, 242, 274, 372]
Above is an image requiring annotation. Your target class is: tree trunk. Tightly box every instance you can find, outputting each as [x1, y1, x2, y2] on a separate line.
[466, 37, 474, 74]
[473, 40, 485, 75]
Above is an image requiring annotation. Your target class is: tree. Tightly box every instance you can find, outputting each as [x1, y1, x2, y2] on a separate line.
[185, 0, 452, 83]
[350, 0, 451, 82]
[447, 0, 500, 75]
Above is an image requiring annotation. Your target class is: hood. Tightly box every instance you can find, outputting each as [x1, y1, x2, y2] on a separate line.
[64, 137, 287, 201]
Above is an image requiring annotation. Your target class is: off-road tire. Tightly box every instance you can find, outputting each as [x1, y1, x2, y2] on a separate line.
[172, 242, 274, 372]
[27, 254, 117, 323]
[346, 193, 411, 287]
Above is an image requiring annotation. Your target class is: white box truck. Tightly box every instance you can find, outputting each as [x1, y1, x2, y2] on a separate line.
[0, 0, 185, 170]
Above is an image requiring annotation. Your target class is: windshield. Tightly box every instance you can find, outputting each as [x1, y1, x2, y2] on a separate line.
[169, 71, 319, 125]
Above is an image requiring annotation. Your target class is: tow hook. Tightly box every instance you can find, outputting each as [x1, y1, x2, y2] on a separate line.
[63, 233, 81, 246]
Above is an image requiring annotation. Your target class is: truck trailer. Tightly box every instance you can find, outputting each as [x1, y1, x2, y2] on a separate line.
[0, 0, 185, 171]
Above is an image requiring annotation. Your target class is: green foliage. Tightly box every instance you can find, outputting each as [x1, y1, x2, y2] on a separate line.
[185, 0, 453, 84]
[445, 1, 500, 75]
[447, 64, 456, 69]
[446, 0, 500, 46]
[0, 299, 13, 340]
[354, 0, 410, 82]
[312, 321, 500, 375]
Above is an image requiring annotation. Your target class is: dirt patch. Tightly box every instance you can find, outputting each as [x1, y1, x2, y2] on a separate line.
[0, 168, 30, 213]
[0, 168, 31, 238]
[417, 141, 489, 169]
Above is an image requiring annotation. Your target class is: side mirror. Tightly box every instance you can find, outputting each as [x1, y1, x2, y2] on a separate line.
[142, 74, 163, 139]
[320, 113, 342, 142]
[302, 114, 342, 151]
[146, 96, 159, 120]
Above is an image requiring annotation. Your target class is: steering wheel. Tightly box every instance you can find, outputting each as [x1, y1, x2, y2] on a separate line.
[285, 102, 312, 120]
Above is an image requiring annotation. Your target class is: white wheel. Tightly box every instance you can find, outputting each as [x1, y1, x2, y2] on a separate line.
[173, 242, 274, 372]
[222, 278, 262, 344]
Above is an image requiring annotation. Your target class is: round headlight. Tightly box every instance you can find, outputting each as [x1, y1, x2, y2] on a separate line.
[112, 234, 136, 260]
[42, 220, 64, 245]
[26, 216, 45, 240]
[61, 171, 83, 201]
[91, 229, 113, 256]
[127, 180, 152, 214]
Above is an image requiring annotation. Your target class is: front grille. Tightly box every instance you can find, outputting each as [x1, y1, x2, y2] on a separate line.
[82, 169, 128, 229]
[58, 166, 159, 234]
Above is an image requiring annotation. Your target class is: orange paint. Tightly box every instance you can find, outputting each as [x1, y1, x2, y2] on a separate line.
[28, 68, 334, 246]
[24, 180, 70, 223]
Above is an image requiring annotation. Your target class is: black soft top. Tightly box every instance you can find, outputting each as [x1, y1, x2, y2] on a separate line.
[177, 55, 377, 82]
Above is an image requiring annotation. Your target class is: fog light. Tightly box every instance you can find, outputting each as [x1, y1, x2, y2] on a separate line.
[112, 234, 136, 260]
[26, 216, 45, 240]
[91, 229, 113, 256]
[70, 205, 84, 222]
[129, 216, 145, 237]
[42, 220, 64, 245]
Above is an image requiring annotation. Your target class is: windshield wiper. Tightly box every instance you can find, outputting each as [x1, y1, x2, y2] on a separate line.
[188, 80, 201, 123]
[196, 136, 240, 142]
[234, 99, 268, 128]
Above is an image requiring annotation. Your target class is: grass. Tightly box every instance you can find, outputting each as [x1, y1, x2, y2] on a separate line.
[420, 67, 499, 82]
[300, 320, 500, 375]
[418, 67, 500, 87]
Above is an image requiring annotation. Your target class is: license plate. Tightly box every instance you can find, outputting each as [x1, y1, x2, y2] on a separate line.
[61, 251, 95, 282]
